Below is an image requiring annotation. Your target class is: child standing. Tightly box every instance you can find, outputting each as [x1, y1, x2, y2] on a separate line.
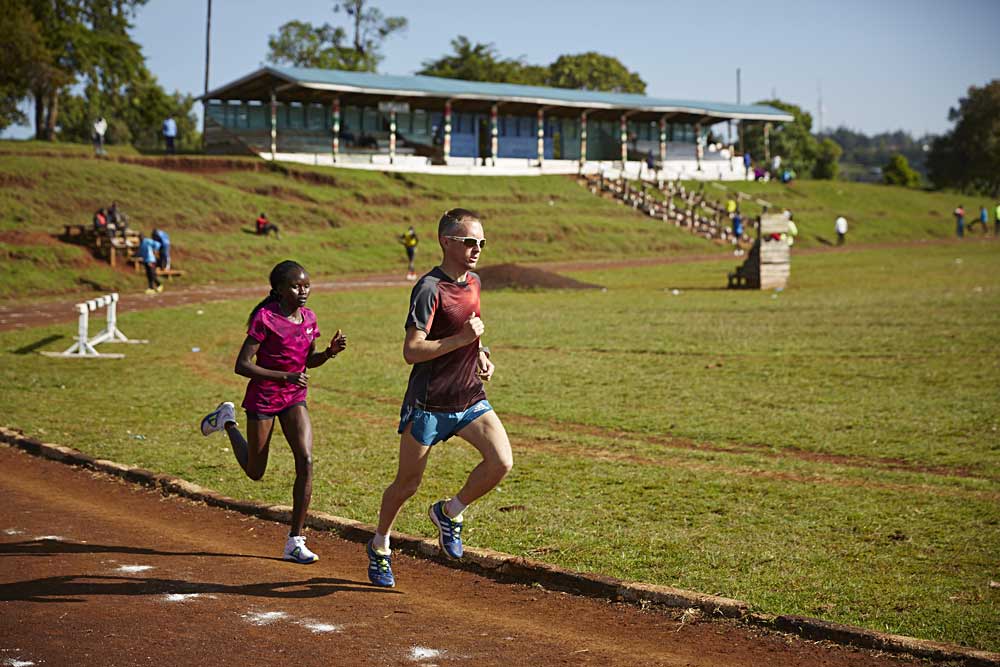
[199, 260, 347, 563]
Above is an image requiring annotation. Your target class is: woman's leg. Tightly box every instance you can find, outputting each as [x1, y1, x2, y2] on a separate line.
[277, 405, 313, 536]
[224, 416, 273, 481]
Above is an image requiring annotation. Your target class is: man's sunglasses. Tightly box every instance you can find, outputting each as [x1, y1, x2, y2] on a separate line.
[445, 236, 487, 249]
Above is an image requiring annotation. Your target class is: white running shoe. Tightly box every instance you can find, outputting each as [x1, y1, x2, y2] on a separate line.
[283, 535, 319, 564]
[200, 401, 236, 436]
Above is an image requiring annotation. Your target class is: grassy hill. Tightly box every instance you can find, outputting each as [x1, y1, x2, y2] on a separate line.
[1, 139, 995, 299]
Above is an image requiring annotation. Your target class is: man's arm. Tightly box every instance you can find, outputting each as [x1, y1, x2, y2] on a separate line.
[402, 315, 483, 365]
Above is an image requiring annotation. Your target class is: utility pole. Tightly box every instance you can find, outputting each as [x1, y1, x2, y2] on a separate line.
[737, 68, 744, 156]
[202, 0, 212, 152]
[817, 81, 824, 135]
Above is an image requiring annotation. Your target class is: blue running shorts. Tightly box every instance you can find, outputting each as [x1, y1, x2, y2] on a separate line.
[398, 399, 493, 446]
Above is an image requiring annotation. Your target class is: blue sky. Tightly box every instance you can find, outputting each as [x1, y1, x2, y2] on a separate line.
[5, 0, 999, 138]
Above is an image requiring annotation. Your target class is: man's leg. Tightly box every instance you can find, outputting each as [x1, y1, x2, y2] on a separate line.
[375, 425, 432, 546]
[451, 410, 513, 509]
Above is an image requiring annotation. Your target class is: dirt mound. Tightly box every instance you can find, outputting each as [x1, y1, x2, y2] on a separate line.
[477, 263, 603, 291]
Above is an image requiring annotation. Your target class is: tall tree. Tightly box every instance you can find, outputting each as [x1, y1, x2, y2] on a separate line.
[743, 99, 819, 175]
[417, 36, 546, 85]
[882, 154, 921, 188]
[24, 0, 148, 140]
[0, 0, 47, 131]
[812, 137, 842, 180]
[927, 80, 1000, 196]
[547, 52, 646, 94]
[333, 0, 407, 71]
[267, 20, 355, 70]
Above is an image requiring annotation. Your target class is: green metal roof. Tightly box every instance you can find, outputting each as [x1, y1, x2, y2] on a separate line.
[203, 66, 793, 123]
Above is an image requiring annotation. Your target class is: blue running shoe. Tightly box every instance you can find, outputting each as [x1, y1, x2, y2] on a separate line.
[366, 539, 395, 588]
[428, 500, 463, 559]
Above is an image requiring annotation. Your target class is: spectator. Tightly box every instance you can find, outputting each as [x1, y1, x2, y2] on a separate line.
[107, 200, 128, 237]
[256, 212, 280, 238]
[162, 115, 178, 154]
[743, 151, 752, 179]
[152, 227, 171, 270]
[954, 205, 965, 238]
[835, 215, 848, 245]
[93, 117, 108, 156]
[732, 211, 745, 256]
[93, 208, 109, 236]
[785, 215, 799, 247]
[644, 150, 655, 175]
[969, 206, 989, 233]
[137, 232, 163, 294]
[995, 202, 1000, 237]
[772, 154, 782, 175]
[726, 198, 737, 215]
[398, 225, 418, 279]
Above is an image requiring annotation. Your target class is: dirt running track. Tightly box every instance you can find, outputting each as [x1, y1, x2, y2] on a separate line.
[0, 445, 924, 667]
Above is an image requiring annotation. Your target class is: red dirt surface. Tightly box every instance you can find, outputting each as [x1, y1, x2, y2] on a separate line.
[477, 263, 603, 291]
[0, 444, 922, 667]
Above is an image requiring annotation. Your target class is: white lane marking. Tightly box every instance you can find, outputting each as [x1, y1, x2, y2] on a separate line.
[116, 565, 154, 573]
[163, 593, 201, 602]
[299, 621, 341, 633]
[242, 611, 288, 626]
[5, 659, 36, 666]
[3, 529, 24, 535]
[410, 646, 444, 661]
[34, 535, 64, 541]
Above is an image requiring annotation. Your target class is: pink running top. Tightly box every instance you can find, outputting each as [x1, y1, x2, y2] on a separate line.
[242, 301, 320, 414]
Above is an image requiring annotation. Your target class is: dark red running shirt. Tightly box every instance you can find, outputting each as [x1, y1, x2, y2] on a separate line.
[403, 267, 486, 412]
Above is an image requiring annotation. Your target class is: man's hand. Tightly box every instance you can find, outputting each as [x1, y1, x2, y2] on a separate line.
[461, 312, 484, 345]
[477, 349, 494, 382]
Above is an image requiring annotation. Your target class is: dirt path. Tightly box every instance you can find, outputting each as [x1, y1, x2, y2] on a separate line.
[0, 444, 922, 667]
[0, 238, 973, 333]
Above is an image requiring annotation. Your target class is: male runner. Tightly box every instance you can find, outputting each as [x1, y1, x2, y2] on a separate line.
[367, 208, 513, 588]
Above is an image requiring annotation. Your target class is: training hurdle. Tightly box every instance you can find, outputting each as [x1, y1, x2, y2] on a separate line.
[41, 293, 147, 359]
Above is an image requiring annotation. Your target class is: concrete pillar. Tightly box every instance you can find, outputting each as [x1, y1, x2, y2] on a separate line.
[658, 115, 667, 165]
[331, 97, 340, 163]
[579, 111, 588, 171]
[763, 122, 772, 164]
[536, 108, 545, 166]
[389, 109, 397, 164]
[443, 100, 452, 164]
[269, 90, 277, 160]
[619, 113, 628, 165]
[695, 122, 703, 171]
[490, 103, 498, 166]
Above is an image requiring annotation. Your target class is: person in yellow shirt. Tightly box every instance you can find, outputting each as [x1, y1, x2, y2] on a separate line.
[399, 226, 419, 279]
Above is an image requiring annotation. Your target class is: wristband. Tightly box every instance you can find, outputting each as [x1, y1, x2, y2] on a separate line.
[325, 347, 337, 359]
[479, 346, 490, 358]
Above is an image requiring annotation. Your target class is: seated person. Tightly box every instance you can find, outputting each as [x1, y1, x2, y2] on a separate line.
[93, 208, 109, 235]
[107, 200, 129, 237]
[255, 212, 280, 238]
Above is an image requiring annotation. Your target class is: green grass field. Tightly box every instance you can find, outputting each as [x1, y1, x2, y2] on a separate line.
[2, 140, 996, 299]
[1, 239, 997, 651]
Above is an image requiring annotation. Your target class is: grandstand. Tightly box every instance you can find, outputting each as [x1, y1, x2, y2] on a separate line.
[201, 67, 792, 179]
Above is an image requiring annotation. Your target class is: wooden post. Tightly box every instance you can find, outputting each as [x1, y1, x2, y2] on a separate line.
[443, 100, 452, 164]
[619, 113, 628, 165]
[536, 107, 545, 166]
[579, 111, 588, 171]
[490, 103, 498, 166]
[269, 90, 277, 160]
[389, 109, 397, 164]
[331, 97, 340, 163]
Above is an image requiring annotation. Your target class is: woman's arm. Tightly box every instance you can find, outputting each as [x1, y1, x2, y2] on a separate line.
[306, 329, 348, 368]
[234, 336, 304, 385]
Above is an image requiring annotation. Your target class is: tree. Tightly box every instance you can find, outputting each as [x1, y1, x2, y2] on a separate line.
[267, 21, 355, 70]
[742, 99, 819, 175]
[547, 52, 646, 94]
[417, 36, 546, 85]
[333, 0, 407, 71]
[882, 154, 921, 188]
[23, 0, 148, 141]
[812, 138, 842, 180]
[0, 0, 47, 131]
[927, 80, 1000, 196]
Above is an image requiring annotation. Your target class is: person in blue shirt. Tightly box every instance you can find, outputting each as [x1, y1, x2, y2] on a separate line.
[743, 151, 752, 179]
[152, 228, 170, 270]
[162, 116, 178, 154]
[137, 233, 163, 294]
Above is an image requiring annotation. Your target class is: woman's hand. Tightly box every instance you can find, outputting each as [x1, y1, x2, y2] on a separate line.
[327, 329, 347, 357]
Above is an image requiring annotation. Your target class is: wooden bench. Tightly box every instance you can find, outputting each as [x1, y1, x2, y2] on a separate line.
[127, 255, 185, 279]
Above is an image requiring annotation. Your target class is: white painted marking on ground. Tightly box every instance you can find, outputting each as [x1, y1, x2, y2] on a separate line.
[115, 565, 154, 573]
[299, 621, 342, 633]
[34, 535, 64, 541]
[163, 593, 201, 602]
[410, 646, 444, 661]
[241, 611, 288, 626]
[5, 658, 36, 666]
[3, 529, 24, 535]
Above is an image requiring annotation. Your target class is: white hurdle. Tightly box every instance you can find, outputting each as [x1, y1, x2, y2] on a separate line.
[41, 293, 147, 359]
